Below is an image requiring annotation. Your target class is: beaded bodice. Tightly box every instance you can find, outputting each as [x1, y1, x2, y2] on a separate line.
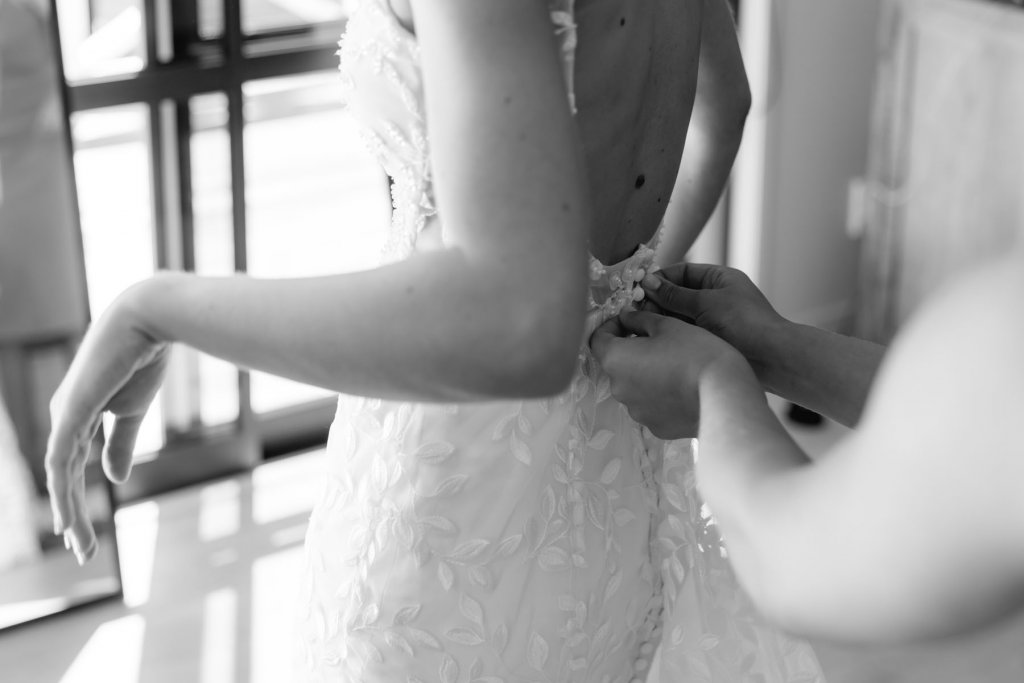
[336, 0, 432, 259]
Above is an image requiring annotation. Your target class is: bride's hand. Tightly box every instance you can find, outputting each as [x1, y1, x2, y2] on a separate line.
[46, 281, 169, 564]
[590, 311, 742, 440]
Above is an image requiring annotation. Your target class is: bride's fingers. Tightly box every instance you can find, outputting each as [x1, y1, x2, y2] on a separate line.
[45, 424, 78, 535]
[103, 414, 143, 484]
[88, 415, 103, 443]
[69, 459, 98, 565]
[45, 406, 100, 536]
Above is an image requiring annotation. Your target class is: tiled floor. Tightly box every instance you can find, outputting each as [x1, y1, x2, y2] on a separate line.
[0, 450, 327, 683]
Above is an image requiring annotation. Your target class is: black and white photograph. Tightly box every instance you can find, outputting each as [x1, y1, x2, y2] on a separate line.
[1, 0, 1023, 681]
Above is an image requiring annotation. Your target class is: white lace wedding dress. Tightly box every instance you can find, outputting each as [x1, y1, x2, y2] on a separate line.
[294, 1, 826, 681]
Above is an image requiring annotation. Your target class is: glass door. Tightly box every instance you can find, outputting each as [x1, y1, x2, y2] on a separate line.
[54, 0, 390, 501]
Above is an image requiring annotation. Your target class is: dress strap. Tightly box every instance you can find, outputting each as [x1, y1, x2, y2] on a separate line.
[549, 0, 579, 114]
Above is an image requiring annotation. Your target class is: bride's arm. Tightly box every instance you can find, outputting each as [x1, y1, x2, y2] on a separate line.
[128, 246, 580, 402]
[47, 0, 590, 556]
[656, 0, 750, 265]
[147, 0, 588, 401]
[72, 0, 586, 403]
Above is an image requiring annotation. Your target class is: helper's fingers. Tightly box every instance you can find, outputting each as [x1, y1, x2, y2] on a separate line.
[652, 262, 725, 289]
[103, 414, 143, 484]
[618, 310, 668, 337]
[589, 317, 628, 360]
[641, 272, 701, 320]
[639, 298, 664, 315]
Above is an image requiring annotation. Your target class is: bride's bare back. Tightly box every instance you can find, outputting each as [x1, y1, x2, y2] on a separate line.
[574, 0, 702, 262]
[394, 0, 703, 264]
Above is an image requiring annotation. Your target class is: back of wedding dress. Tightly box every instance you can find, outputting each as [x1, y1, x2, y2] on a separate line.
[294, 1, 825, 681]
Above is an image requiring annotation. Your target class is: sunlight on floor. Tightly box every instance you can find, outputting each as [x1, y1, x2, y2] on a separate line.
[252, 455, 327, 526]
[200, 587, 237, 683]
[60, 614, 146, 683]
[117, 501, 160, 609]
[199, 480, 243, 543]
[251, 548, 306, 683]
[0, 450, 327, 683]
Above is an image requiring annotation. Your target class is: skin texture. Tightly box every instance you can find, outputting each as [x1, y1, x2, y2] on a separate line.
[591, 251, 1024, 643]
[46, 0, 749, 563]
[656, 0, 750, 265]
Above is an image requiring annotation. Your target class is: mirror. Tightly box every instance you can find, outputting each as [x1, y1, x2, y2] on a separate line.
[0, 0, 122, 630]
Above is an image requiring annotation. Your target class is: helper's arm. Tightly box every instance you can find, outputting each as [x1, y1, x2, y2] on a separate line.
[697, 251, 1024, 643]
[642, 263, 885, 428]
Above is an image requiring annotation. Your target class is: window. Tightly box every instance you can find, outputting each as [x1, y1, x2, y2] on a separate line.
[56, 0, 390, 499]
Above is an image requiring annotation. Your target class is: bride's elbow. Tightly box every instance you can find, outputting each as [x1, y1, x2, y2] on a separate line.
[453, 253, 586, 399]
[511, 347, 577, 398]
[496, 302, 582, 398]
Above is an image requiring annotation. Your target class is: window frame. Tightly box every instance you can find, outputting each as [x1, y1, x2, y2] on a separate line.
[56, 0, 350, 502]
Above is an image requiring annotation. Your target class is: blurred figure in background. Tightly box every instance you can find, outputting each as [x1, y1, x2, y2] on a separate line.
[0, 0, 53, 572]
[0, 378, 40, 571]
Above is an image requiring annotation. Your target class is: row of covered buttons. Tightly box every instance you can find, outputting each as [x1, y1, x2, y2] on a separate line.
[629, 597, 665, 682]
[629, 642, 659, 681]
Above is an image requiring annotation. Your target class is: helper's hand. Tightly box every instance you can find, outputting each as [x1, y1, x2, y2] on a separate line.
[590, 310, 741, 440]
[641, 263, 784, 378]
[46, 283, 169, 564]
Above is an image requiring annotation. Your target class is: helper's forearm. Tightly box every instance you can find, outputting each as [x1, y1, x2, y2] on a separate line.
[695, 355, 892, 643]
[695, 355, 822, 633]
[126, 247, 585, 403]
[752, 320, 886, 428]
[697, 306, 1024, 642]
[697, 353, 809, 504]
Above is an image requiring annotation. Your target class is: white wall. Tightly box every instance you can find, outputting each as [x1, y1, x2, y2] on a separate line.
[731, 0, 882, 330]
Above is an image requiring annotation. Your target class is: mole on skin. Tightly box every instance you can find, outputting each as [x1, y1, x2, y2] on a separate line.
[635, 174, 646, 189]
